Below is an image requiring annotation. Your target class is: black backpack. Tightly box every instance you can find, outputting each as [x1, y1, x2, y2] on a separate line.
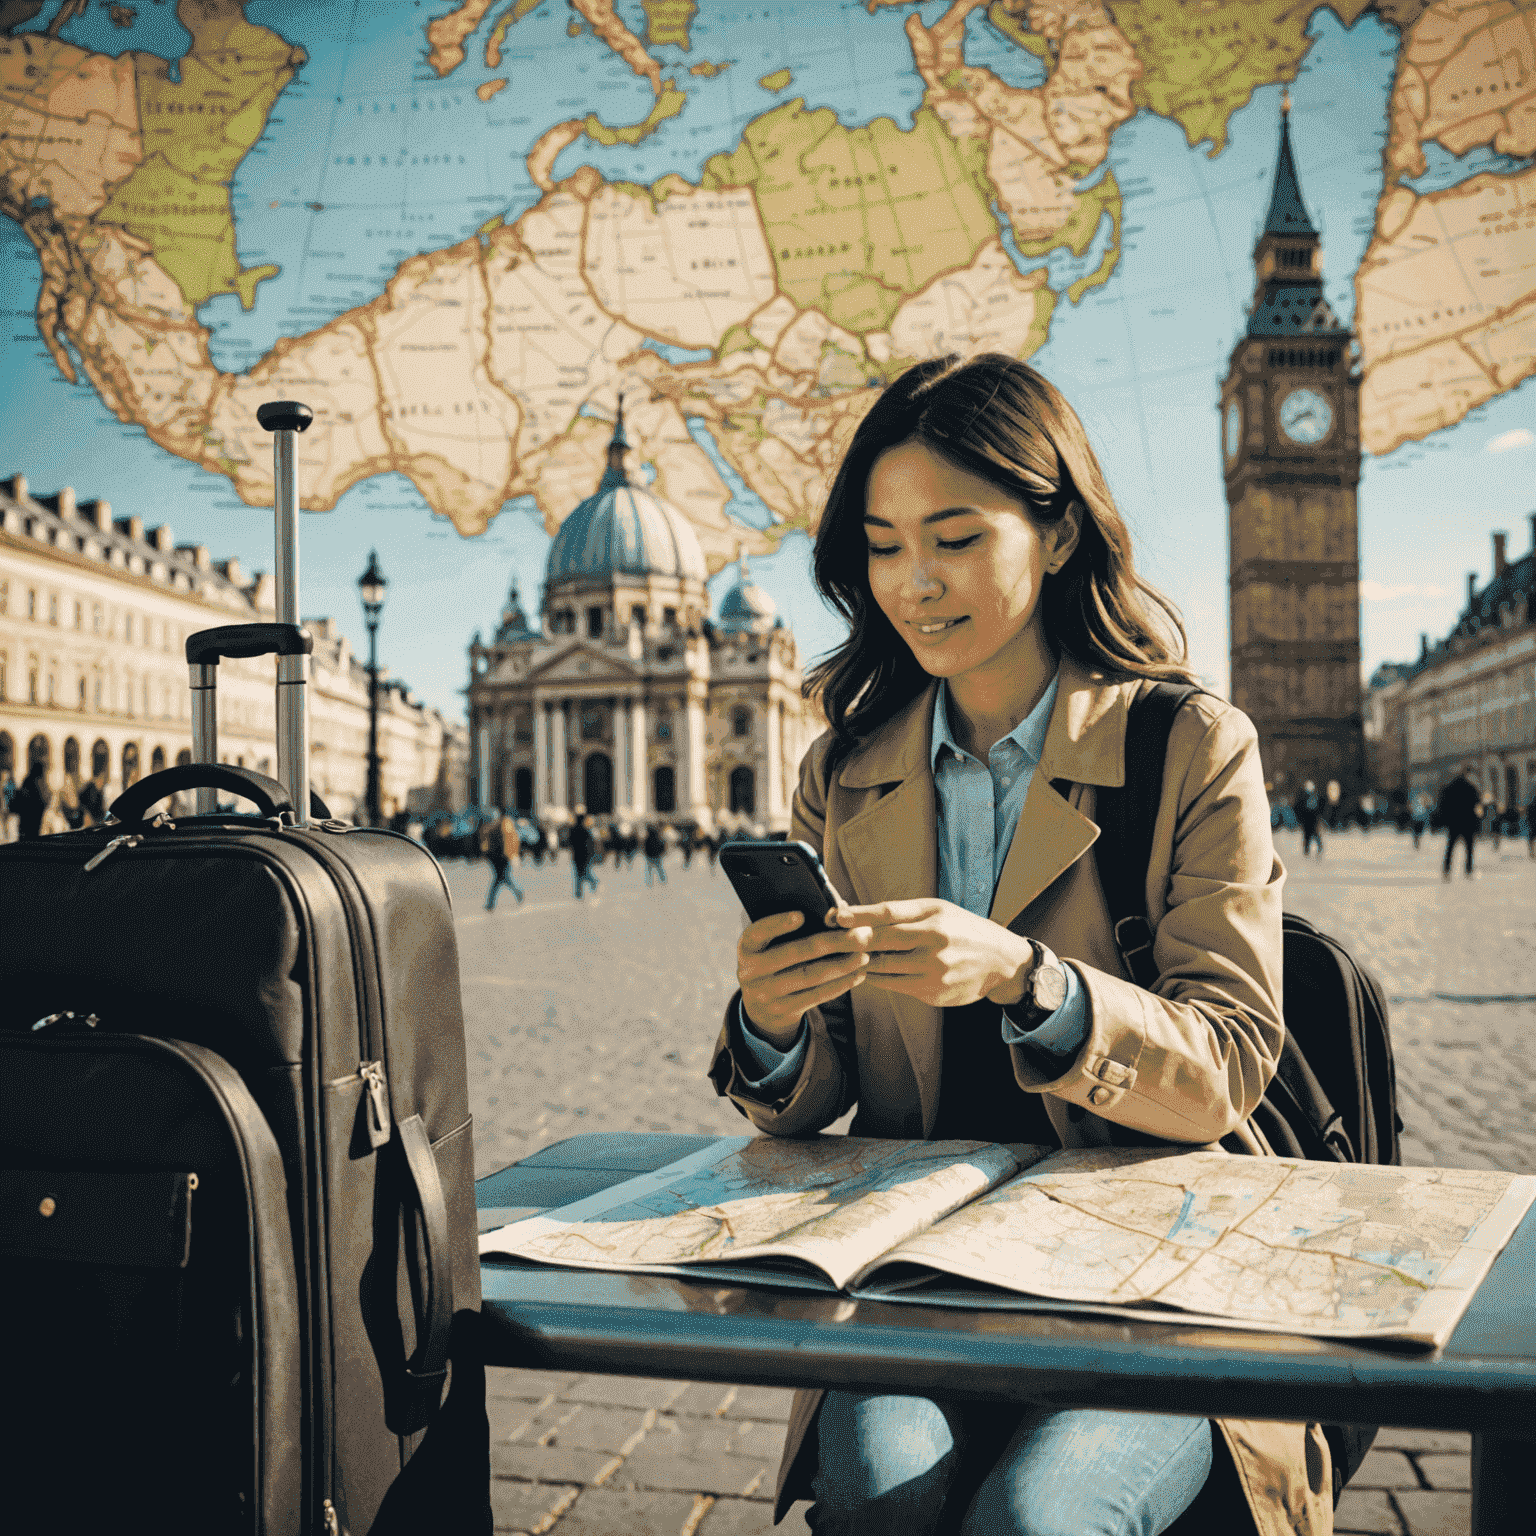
[1082, 681, 1404, 1504]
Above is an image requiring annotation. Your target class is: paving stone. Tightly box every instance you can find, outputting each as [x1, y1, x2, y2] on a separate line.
[697, 1495, 797, 1534]
[486, 1367, 586, 1401]
[1394, 1490, 1472, 1536]
[490, 1477, 577, 1533]
[1352, 1449, 1421, 1489]
[649, 1414, 783, 1461]
[491, 1441, 616, 1484]
[549, 1485, 702, 1536]
[562, 1374, 692, 1411]
[618, 1434, 777, 1498]
[1373, 1428, 1472, 1454]
[1333, 1488, 1404, 1534]
[671, 1383, 796, 1423]
[512, 1403, 651, 1454]
[1415, 1454, 1472, 1492]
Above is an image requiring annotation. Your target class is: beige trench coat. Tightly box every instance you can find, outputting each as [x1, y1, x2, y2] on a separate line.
[708, 658, 1334, 1534]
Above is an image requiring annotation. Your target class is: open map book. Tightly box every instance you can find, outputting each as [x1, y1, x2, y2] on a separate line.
[479, 1137, 1536, 1348]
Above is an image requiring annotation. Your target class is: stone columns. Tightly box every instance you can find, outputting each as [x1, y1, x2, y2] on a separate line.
[631, 697, 648, 816]
[685, 686, 708, 819]
[617, 695, 632, 813]
[549, 698, 567, 810]
[533, 695, 548, 813]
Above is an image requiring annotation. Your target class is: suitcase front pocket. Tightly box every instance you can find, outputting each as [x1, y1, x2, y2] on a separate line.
[0, 1166, 197, 1268]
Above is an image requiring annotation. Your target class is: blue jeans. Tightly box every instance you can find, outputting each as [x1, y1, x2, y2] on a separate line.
[645, 855, 666, 886]
[484, 861, 523, 908]
[572, 860, 600, 899]
[810, 1392, 1212, 1536]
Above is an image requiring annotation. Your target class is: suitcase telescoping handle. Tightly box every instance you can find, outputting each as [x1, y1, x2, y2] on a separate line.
[254, 400, 313, 826]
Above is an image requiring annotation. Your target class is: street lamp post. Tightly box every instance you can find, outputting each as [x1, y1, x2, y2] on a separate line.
[358, 550, 388, 826]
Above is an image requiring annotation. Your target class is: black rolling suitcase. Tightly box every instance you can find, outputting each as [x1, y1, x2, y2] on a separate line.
[0, 403, 491, 1535]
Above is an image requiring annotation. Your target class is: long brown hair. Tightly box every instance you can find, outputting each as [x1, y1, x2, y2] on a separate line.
[805, 353, 1197, 768]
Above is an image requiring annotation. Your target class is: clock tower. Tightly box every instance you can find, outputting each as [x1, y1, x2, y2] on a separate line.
[1221, 94, 1365, 799]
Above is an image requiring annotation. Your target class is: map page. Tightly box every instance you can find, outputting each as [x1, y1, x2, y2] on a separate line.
[478, 1134, 1034, 1292]
[856, 1147, 1536, 1348]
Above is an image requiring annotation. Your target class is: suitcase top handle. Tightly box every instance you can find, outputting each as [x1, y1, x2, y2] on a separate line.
[256, 399, 312, 434]
[186, 623, 313, 667]
[108, 762, 331, 827]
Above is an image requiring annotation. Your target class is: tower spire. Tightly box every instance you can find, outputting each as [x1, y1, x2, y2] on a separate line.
[598, 394, 631, 491]
[1263, 92, 1316, 236]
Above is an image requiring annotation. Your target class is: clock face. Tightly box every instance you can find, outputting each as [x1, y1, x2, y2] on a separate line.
[1278, 387, 1333, 445]
[1224, 400, 1241, 460]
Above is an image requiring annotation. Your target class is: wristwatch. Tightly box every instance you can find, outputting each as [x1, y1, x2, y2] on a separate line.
[1003, 940, 1069, 1031]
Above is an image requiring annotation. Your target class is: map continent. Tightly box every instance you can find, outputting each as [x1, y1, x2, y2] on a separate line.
[1, 0, 1532, 581]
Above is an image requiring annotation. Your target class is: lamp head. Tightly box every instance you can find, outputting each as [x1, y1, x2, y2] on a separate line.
[358, 548, 387, 619]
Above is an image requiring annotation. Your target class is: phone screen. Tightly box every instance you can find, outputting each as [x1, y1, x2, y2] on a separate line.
[719, 839, 843, 947]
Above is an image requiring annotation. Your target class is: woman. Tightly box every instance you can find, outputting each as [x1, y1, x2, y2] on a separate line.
[708, 356, 1331, 1536]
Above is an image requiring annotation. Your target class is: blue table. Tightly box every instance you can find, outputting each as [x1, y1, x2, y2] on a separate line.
[477, 1134, 1535, 1534]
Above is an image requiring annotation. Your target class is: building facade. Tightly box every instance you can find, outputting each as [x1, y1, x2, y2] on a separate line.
[466, 411, 823, 831]
[1221, 97, 1366, 798]
[0, 474, 466, 826]
[1369, 520, 1536, 810]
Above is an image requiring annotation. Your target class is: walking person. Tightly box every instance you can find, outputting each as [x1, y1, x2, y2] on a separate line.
[1525, 785, 1536, 859]
[1409, 792, 1429, 851]
[642, 822, 667, 886]
[570, 810, 601, 900]
[1435, 764, 1483, 880]
[709, 354, 1330, 1536]
[12, 761, 51, 841]
[482, 808, 526, 910]
[705, 827, 719, 875]
[1292, 780, 1323, 858]
[681, 825, 695, 870]
[77, 769, 106, 829]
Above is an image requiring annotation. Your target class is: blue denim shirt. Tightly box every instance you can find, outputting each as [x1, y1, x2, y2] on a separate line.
[734, 672, 1088, 1092]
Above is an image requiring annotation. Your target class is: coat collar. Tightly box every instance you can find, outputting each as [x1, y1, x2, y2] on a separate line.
[836, 655, 1137, 792]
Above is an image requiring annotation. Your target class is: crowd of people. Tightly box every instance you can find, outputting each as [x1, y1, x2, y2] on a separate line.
[473, 803, 758, 908]
[1284, 766, 1536, 877]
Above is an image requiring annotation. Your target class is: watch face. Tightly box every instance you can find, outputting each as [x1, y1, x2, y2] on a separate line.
[1278, 387, 1333, 444]
[1224, 400, 1241, 460]
[1032, 959, 1069, 1013]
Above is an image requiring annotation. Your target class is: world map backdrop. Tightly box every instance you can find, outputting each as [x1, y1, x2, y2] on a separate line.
[2, 0, 1533, 721]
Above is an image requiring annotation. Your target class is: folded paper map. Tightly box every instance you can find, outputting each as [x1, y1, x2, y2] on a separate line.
[478, 1137, 1536, 1348]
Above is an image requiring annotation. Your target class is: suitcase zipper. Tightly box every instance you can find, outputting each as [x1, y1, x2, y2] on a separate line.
[359, 1061, 392, 1149]
[322, 1497, 340, 1535]
[82, 833, 142, 871]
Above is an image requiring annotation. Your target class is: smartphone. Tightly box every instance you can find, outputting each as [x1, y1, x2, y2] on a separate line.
[719, 839, 845, 947]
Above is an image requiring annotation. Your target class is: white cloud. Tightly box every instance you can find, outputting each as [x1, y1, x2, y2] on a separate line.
[1486, 428, 1533, 454]
[1359, 581, 1450, 602]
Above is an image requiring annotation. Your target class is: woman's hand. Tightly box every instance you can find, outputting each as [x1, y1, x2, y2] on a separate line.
[737, 909, 874, 1047]
[834, 899, 1035, 1009]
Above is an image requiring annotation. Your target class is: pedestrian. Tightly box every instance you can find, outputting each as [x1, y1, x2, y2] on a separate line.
[705, 827, 719, 874]
[570, 810, 601, 900]
[0, 764, 16, 842]
[77, 770, 106, 828]
[643, 821, 667, 886]
[482, 807, 525, 910]
[623, 825, 638, 867]
[1434, 763, 1483, 880]
[681, 825, 695, 869]
[710, 353, 1326, 1536]
[1409, 792, 1429, 851]
[12, 762, 51, 840]
[1292, 780, 1323, 858]
[1525, 785, 1536, 858]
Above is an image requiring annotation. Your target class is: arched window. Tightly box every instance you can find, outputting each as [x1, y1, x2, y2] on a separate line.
[584, 752, 613, 815]
[151, 745, 166, 774]
[653, 764, 676, 814]
[63, 737, 80, 779]
[91, 740, 110, 779]
[27, 734, 50, 770]
[121, 741, 140, 788]
[515, 766, 533, 813]
[176, 749, 192, 768]
[729, 765, 756, 815]
[731, 705, 751, 738]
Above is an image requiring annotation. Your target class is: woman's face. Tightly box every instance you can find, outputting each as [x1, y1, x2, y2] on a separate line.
[863, 439, 1075, 686]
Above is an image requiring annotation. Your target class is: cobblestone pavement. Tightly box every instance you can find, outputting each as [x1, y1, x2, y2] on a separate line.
[452, 830, 1536, 1536]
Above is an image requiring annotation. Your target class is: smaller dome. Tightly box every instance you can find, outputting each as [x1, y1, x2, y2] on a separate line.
[494, 581, 539, 643]
[716, 551, 777, 635]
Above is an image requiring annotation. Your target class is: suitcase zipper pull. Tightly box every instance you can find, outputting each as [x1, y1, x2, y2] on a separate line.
[321, 1498, 340, 1535]
[83, 834, 142, 872]
[360, 1061, 392, 1149]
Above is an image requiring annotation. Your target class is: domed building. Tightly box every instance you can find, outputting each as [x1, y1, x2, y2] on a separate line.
[466, 409, 822, 829]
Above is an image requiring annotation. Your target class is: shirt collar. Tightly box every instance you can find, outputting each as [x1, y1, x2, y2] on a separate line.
[930, 669, 1060, 772]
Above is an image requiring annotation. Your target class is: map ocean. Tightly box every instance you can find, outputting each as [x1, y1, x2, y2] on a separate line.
[2, 0, 1532, 722]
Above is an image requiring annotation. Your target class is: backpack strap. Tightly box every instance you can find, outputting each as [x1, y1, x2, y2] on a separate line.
[1054, 681, 1201, 989]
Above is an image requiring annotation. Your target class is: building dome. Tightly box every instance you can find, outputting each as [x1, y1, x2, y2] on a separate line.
[545, 404, 707, 586]
[716, 550, 778, 635]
